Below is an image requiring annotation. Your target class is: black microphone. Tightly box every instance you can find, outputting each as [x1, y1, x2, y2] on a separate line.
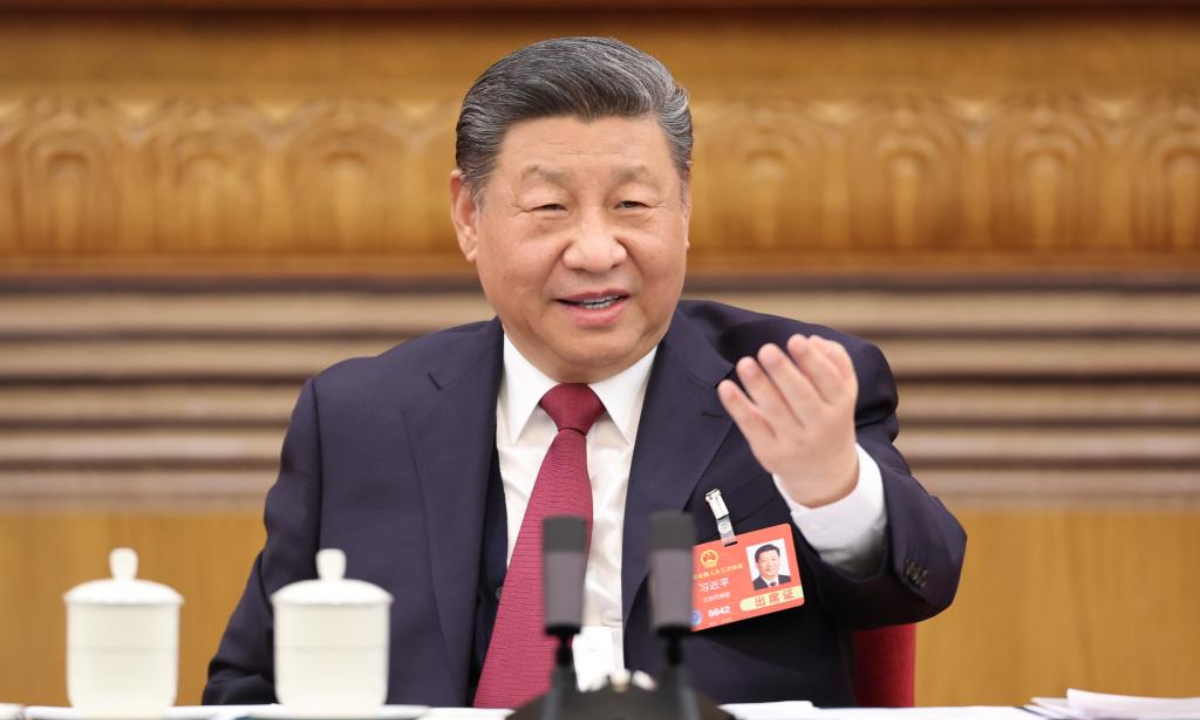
[543, 515, 587, 667]
[650, 511, 695, 666]
[648, 512, 728, 720]
[511, 512, 729, 720]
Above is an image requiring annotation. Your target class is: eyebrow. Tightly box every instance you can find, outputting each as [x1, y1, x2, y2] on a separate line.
[612, 165, 656, 184]
[516, 164, 659, 186]
[519, 165, 569, 184]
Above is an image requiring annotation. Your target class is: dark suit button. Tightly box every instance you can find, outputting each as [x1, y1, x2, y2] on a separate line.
[904, 563, 923, 585]
[496, 586, 503, 601]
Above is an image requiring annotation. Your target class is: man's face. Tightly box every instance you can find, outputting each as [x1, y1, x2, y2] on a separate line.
[756, 549, 780, 582]
[450, 114, 690, 383]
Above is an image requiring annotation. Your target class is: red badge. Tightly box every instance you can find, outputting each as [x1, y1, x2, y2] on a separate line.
[690, 523, 804, 632]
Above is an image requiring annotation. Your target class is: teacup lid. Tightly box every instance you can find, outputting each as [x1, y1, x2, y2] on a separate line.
[272, 549, 393, 606]
[63, 548, 184, 606]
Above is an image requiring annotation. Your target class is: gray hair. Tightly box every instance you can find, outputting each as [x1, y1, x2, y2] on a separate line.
[455, 36, 692, 202]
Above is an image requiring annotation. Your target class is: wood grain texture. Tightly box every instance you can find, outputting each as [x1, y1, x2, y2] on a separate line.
[916, 510, 1200, 704]
[2, 511, 1197, 707]
[0, 8, 1197, 275]
[0, 513, 265, 708]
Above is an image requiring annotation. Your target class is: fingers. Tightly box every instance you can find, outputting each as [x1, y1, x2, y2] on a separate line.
[787, 335, 856, 405]
[757, 343, 820, 426]
[720, 335, 862, 500]
[734, 354, 804, 435]
[718, 379, 775, 445]
[812, 335, 857, 383]
[720, 335, 859, 434]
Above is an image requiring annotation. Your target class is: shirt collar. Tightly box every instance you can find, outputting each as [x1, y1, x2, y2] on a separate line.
[501, 334, 657, 445]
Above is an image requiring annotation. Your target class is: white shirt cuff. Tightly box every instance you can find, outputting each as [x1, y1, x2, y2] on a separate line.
[771, 444, 887, 577]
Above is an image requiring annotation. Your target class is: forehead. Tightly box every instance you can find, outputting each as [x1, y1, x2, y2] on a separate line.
[492, 114, 675, 183]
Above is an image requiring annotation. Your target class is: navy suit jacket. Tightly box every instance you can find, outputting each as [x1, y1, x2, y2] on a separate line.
[203, 300, 966, 707]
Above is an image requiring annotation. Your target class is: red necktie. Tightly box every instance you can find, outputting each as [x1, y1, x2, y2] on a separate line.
[473, 384, 605, 709]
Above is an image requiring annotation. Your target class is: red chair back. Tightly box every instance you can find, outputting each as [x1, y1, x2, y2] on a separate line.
[852, 623, 916, 707]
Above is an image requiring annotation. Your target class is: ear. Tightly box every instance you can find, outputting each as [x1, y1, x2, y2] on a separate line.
[449, 169, 481, 262]
[680, 181, 692, 250]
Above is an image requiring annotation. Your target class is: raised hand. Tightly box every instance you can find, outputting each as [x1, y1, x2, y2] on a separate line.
[717, 334, 860, 507]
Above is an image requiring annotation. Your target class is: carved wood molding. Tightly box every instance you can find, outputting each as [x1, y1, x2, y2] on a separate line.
[1, 91, 1197, 275]
[687, 91, 1200, 268]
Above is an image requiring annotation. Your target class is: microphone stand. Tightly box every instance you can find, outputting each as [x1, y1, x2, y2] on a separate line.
[511, 512, 731, 720]
[535, 632, 581, 720]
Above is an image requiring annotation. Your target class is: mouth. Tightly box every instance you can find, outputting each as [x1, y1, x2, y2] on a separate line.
[555, 291, 630, 328]
[557, 293, 629, 311]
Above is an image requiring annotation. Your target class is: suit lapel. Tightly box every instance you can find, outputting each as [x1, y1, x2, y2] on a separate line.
[403, 319, 503, 692]
[402, 309, 737, 671]
[622, 308, 734, 619]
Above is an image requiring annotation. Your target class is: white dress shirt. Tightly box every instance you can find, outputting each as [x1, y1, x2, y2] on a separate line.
[495, 335, 887, 688]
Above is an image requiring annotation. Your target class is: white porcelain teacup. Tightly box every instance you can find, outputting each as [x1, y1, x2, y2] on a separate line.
[272, 548, 394, 714]
[64, 548, 183, 718]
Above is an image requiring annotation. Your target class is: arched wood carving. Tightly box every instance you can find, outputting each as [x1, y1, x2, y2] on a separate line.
[1, 91, 1197, 275]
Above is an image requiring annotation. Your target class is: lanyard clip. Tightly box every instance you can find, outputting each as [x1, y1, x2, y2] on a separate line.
[704, 488, 737, 546]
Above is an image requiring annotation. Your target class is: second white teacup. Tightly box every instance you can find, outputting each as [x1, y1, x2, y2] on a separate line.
[272, 548, 394, 714]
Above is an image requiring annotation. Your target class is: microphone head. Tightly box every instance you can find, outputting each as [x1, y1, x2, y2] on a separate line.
[543, 515, 588, 634]
[649, 511, 695, 633]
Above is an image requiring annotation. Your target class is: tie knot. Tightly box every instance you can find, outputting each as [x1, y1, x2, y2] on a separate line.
[540, 384, 605, 435]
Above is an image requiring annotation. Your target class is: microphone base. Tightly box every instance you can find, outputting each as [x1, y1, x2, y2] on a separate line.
[510, 665, 732, 720]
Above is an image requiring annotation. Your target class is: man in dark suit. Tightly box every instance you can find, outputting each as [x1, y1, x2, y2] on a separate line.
[204, 36, 966, 709]
[751, 544, 793, 590]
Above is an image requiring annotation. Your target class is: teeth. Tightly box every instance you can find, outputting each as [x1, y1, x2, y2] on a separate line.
[577, 295, 619, 309]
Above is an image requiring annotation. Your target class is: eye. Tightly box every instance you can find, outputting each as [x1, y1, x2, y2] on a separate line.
[617, 200, 649, 209]
[534, 203, 566, 212]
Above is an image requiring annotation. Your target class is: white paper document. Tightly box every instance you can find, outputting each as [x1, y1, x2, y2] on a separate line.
[23, 707, 256, 720]
[818, 708, 1036, 720]
[721, 700, 820, 719]
[417, 711, 512, 720]
[722, 705, 1034, 720]
[1029, 689, 1200, 720]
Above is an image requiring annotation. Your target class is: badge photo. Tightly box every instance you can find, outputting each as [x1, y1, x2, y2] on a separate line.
[747, 539, 794, 591]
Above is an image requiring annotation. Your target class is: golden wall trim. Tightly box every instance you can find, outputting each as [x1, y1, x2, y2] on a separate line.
[1, 90, 1198, 275]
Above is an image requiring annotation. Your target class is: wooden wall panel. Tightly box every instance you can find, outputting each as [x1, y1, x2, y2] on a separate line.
[0, 8, 1198, 276]
[0, 514, 265, 708]
[916, 511, 1200, 705]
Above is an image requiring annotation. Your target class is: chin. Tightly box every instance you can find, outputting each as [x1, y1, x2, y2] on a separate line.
[551, 341, 640, 380]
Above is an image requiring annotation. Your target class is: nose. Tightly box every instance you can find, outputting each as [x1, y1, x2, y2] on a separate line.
[562, 208, 627, 274]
